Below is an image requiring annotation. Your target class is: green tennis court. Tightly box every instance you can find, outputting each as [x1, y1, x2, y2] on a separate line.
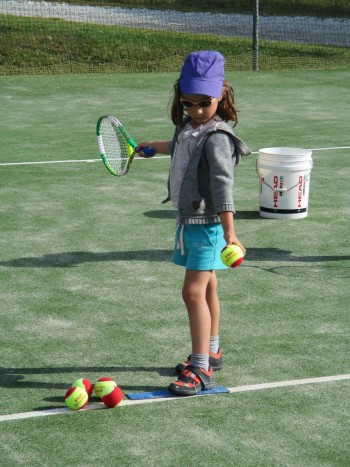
[0, 68, 349, 465]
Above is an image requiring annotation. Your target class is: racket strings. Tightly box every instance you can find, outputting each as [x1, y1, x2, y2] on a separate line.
[101, 120, 132, 174]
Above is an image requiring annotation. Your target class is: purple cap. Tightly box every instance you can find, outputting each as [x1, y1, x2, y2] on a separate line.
[179, 51, 225, 98]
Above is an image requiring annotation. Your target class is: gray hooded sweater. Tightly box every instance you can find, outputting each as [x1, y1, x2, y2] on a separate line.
[163, 120, 251, 225]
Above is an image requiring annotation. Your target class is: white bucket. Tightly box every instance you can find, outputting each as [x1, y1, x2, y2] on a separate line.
[257, 147, 313, 219]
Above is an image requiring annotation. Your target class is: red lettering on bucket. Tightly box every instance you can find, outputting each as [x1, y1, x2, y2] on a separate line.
[273, 175, 279, 207]
[297, 175, 303, 208]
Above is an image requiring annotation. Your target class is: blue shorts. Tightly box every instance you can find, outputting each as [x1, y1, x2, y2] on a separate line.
[173, 223, 228, 271]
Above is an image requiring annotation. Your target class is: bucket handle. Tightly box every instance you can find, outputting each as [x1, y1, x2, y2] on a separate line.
[256, 164, 311, 192]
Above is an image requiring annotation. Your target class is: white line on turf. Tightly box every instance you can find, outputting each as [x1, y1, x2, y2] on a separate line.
[227, 374, 350, 393]
[251, 146, 350, 155]
[0, 373, 349, 423]
[0, 159, 101, 166]
[0, 147, 349, 167]
[0, 156, 170, 166]
[308, 146, 350, 150]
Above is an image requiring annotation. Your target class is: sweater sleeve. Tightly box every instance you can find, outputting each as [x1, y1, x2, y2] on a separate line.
[204, 131, 236, 214]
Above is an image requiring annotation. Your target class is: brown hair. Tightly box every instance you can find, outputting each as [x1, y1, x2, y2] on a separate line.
[170, 79, 238, 127]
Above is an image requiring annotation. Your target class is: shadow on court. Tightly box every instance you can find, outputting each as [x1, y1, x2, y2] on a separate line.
[3, 205, 348, 269]
[0, 249, 349, 268]
[143, 209, 177, 219]
[143, 209, 261, 220]
[0, 250, 173, 267]
[0, 366, 175, 409]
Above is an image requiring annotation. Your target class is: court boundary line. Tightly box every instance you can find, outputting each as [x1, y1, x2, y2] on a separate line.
[0, 373, 349, 423]
[0, 146, 349, 167]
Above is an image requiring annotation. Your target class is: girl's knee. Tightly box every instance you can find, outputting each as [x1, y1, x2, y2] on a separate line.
[182, 284, 201, 306]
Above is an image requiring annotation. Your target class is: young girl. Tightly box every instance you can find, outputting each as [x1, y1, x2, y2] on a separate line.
[137, 51, 250, 396]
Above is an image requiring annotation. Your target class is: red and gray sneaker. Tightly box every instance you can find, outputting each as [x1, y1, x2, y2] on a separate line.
[175, 348, 223, 374]
[168, 365, 215, 396]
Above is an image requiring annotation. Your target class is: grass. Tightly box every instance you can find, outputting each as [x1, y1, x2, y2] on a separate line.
[0, 69, 349, 465]
[0, 15, 349, 75]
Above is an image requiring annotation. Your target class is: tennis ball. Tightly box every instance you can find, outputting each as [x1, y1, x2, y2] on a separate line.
[221, 243, 245, 268]
[94, 377, 117, 399]
[101, 385, 124, 408]
[65, 386, 88, 411]
[72, 378, 94, 397]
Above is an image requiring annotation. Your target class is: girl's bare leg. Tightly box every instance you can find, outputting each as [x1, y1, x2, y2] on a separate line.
[206, 271, 220, 337]
[182, 269, 214, 354]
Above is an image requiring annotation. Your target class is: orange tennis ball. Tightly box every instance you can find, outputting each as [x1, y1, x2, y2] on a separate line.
[65, 386, 88, 411]
[221, 243, 245, 268]
[101, 385, 124, 408]
[94, 377, 117, 399]
[72, 378, 94, 397]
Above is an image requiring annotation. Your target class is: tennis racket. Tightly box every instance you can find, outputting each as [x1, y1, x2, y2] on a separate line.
[96, 115, 155, 176]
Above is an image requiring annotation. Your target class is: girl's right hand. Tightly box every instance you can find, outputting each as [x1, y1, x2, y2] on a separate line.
[136, 142, 155, 158]
[136, 140, 171, 157]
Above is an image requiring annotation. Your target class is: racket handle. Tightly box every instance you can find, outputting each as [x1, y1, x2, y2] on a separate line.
[136, 147, 155, 157]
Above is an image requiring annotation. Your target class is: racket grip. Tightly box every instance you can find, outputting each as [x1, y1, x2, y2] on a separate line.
[136, 147, 155, 157]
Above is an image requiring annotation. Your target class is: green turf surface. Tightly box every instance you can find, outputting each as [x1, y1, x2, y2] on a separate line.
[0, 69, 349, 465]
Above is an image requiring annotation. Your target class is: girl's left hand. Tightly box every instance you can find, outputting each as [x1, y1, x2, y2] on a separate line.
[225, 236, 246, 256]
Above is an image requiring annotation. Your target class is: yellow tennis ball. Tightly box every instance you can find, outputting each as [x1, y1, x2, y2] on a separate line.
[94, 377, 117, 399]
[65, 386, 88, 411]
[127, 144, 134, 157]
[71, 378, 94, 397]
[221, 243, 245, 268]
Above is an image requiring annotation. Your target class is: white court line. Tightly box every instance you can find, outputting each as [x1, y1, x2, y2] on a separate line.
[0, 156, 170, 167]
[0, 159, 101, 166]
[0, 373, 349, 423]
[308, 146, 350, 151]
[251, 146, 350, 155]
[227, 374, 350, 393]
[0, 147, 349, 167]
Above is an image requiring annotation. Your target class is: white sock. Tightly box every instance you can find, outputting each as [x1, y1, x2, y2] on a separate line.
[190, 353, 209, 371]
[209, 335, 219, 354]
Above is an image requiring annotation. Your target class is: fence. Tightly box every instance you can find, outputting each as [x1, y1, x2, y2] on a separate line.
[0, 0, 349, 75]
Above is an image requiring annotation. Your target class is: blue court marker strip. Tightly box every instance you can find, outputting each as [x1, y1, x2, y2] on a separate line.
[127, 386, 229, 400]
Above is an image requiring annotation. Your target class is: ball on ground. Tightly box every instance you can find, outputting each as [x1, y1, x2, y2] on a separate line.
[101, 385, 124, 408]
[94, 377, 117, 399]
[221, 243, 245, 268]
[72, 378, 94, 397]
[65, 386, 88, 410]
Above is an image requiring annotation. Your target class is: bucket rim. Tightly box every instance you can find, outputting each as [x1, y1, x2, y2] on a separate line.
[259, 147, 312, 157]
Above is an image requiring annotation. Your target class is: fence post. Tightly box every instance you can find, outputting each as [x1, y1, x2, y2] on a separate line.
[253, 0, 259, 70]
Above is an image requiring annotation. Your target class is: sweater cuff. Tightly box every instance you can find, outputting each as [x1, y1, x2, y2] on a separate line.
[216, 203, 235, 214]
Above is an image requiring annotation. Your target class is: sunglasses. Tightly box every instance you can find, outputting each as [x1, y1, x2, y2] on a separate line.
[180, 97, 214, 109]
